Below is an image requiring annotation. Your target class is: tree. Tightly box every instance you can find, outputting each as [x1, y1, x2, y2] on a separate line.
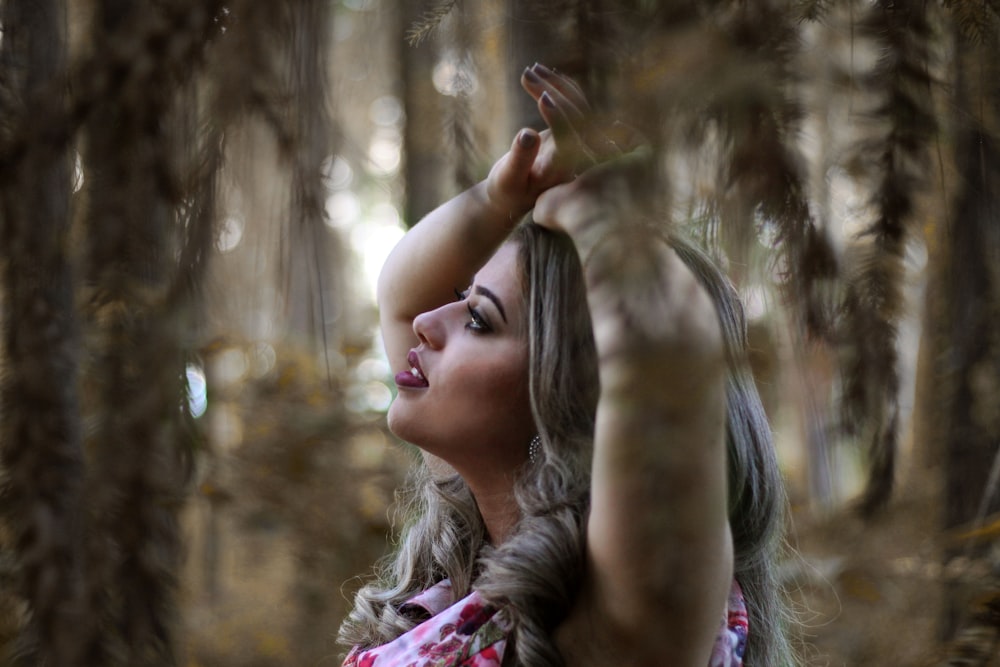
[2, 0, 1000, 662]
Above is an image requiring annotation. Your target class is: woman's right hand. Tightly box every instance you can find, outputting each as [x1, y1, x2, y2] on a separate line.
[485, 64, 619, 219]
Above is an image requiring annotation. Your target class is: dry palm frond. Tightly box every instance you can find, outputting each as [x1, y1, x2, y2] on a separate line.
[710, 1, 840, 335]
[207, 1, 289, 142]
[442, 3, 479, 191]
[944, 0, 1000, 45]
[0, 1, 85, 664]
[839, 0, 937, 517]
[0, 0, 228, 190]
[406, 0, 459, 46]
[167, 116, 224, 312]
[268, 0, 338, 365]
[795, 0, 836, 23]
[74, 2, 230, 664]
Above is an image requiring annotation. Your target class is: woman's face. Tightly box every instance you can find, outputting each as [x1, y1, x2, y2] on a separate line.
[387, 242, 535, 474]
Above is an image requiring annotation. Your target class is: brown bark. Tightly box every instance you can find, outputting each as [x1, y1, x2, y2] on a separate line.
[938, 27, 1000, 638]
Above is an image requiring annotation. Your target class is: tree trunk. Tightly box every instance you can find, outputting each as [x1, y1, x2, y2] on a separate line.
[399, 0, 448, 227]
[939, 25, 1000, 638]
[0, 0, 85, 664]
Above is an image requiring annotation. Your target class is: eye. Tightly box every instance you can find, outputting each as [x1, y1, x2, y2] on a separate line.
[466, 304, 492, 333]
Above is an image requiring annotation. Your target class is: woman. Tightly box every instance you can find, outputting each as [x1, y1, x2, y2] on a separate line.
[339, 63, 792, 666]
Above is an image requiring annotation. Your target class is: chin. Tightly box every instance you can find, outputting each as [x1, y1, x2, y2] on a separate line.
[385, 400, 405, 438]
[386, 400, 422, 445]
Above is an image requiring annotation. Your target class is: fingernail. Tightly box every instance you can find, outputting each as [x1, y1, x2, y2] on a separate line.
[523, 67, 541, 84]
[541, 91, 555, 108]
[534, 63, 554, 78]
[519, 130, 537, 149]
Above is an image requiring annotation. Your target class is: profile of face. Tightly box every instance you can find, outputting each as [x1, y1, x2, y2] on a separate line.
[387, 242, 536, 475]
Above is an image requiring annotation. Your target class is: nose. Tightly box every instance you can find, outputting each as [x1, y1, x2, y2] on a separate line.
[412, 303, 448, 349]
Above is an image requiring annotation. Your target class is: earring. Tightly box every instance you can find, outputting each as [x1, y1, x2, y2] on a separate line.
[529, 435, 541, 464]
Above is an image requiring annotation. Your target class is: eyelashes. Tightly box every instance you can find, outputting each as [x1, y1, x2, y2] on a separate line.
[466, 304, 491, 332]
[455, 287, 491, 332]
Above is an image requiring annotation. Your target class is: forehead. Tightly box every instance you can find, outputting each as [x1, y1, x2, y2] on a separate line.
[476, 242, 520, 291]
[476, 241, 518, 280]
[474, 242, 524, 317]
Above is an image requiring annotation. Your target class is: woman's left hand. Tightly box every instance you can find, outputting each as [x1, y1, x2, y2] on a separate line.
[531, 145, 652, 239]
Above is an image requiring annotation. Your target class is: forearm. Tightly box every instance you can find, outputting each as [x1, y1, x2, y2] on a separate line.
[569, 214, 732, 660]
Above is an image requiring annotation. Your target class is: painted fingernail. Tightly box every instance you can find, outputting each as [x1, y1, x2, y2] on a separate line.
[534, 63, 554, 78]
[519, 130, 538, 149]
[541, 91, 555, 108]
[523, 67, 541, 84]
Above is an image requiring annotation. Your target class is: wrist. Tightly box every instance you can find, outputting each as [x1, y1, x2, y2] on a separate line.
[482, 180, 534, 226]
[474, 181, 512, 223]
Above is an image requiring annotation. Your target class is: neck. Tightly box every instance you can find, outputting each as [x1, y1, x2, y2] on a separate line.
[419, 452, 523, 545]
[467, 475, 520, 545]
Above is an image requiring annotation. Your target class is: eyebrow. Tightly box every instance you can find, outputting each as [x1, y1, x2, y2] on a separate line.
[474, 285, 507, 323]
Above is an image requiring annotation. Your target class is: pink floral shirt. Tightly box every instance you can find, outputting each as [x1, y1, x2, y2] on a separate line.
[343, 579, 748, 667]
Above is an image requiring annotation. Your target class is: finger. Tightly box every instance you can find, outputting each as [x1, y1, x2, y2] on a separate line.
[537, 92, 571, 141]
[538, 91, 605, 169]
[493, 128, 541, 195]
[531, 63, 591, 111]
[523, 65, 619, 163]
[520, 66, 591, 124]
[521, 68, 587, 126]
[509, 128, 541, 170]
[539, 81, 587, 126]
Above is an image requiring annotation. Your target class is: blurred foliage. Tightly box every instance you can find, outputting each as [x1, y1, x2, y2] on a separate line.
[0, 0, 999, 666]
[180, 340, 409, 666]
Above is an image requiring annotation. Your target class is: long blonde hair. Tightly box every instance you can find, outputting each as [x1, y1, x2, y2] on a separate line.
[338, 222, 793, 666]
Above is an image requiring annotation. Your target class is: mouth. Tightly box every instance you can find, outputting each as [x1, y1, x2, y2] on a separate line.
[395, 349, 429, 389]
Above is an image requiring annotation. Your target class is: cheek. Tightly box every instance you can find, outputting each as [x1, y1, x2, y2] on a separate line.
[471, 348, 529, 395]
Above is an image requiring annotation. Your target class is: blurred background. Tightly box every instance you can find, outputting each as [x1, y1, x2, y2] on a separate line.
[0, 1, 998, 665]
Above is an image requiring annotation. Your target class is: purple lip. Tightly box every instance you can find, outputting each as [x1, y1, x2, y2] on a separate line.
[395, 349, 429, 389]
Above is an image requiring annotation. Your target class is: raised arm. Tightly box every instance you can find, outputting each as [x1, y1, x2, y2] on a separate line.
[533, 157, 733, 666]
[378, 64, 585, 373]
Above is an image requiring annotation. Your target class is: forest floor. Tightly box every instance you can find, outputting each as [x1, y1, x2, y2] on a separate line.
[785, 460, 998, 666]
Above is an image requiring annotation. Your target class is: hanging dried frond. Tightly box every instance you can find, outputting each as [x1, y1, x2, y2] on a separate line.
[0, 1, 85, 665]
[406, 0, 459, 46]
[794, 0, 836, 24]
[0, 0, 228, 190]
[944, 0, 1000, 46]
[838, 0, 937, 517]
[271, 0, 340, 363]
[442, 2, 480, 191]
[167, 114, 224, 313]
[74, 2, 228, 664]
[706, 1, 840, 336]
[213, 1, 299, 150]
